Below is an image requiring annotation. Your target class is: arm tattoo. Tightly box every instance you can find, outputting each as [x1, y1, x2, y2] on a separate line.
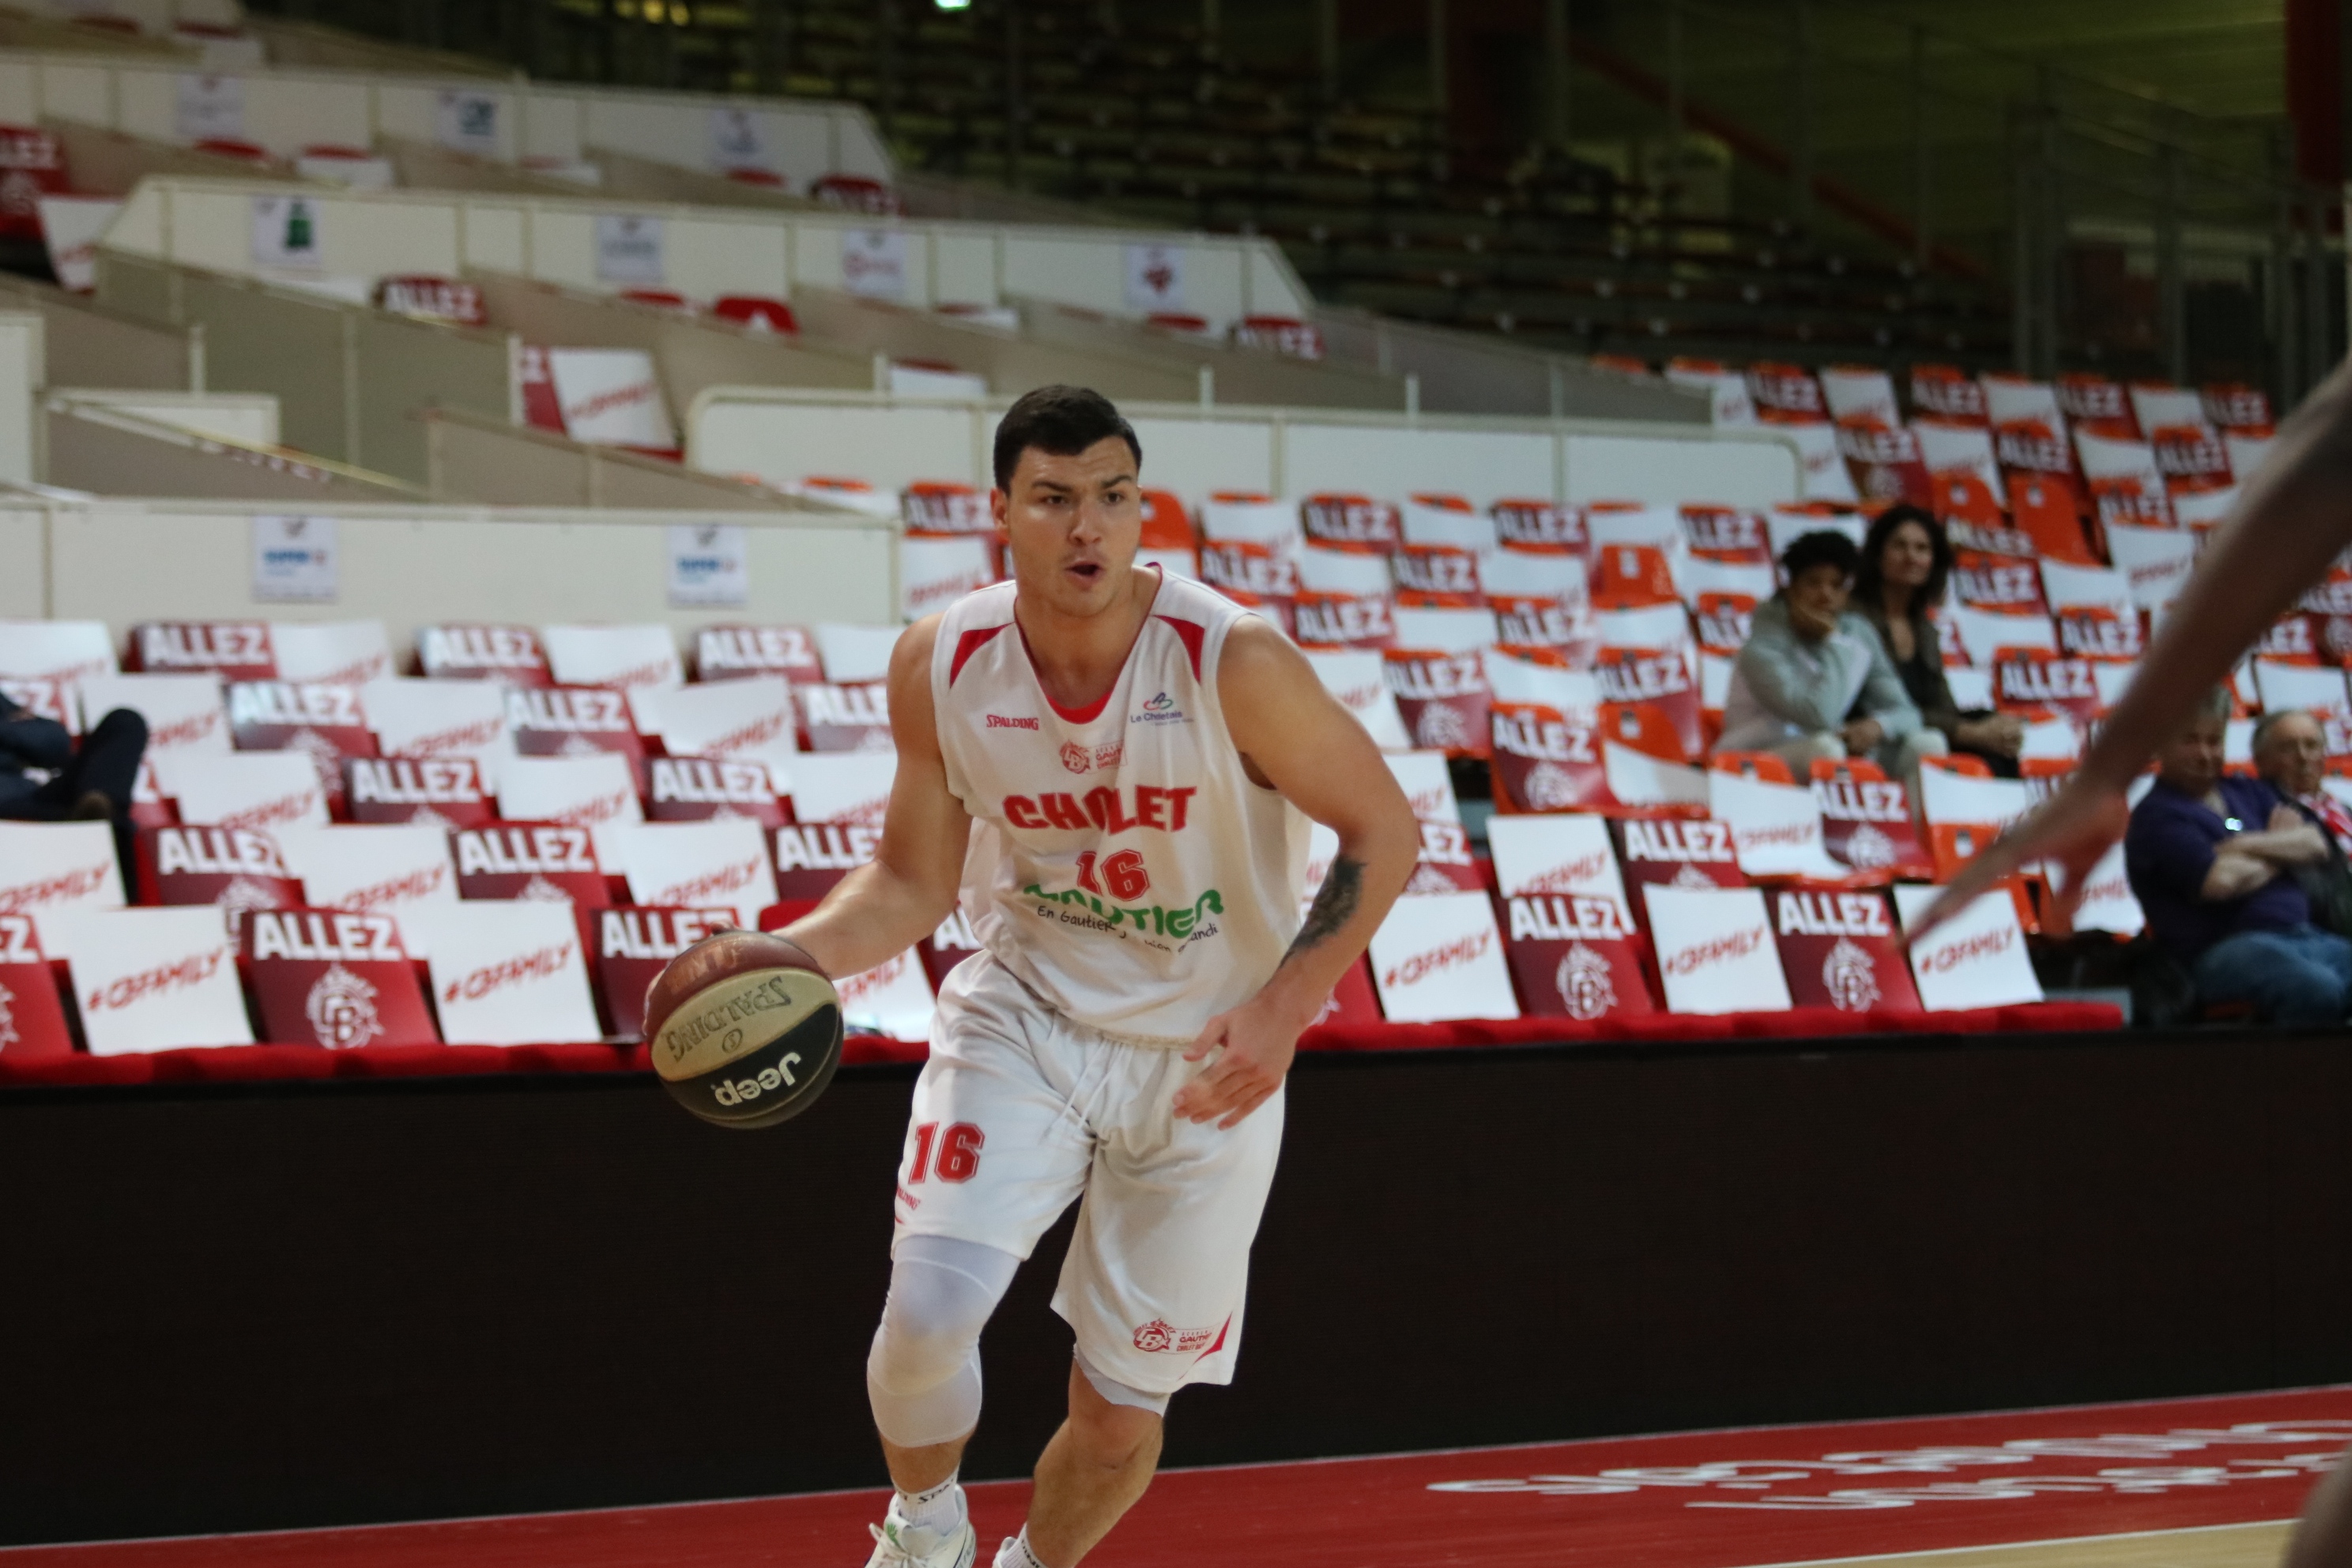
[1283, 854, 1364, 963]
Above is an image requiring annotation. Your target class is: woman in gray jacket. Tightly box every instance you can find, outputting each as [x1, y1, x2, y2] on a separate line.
[1714, 530, 1949, 779]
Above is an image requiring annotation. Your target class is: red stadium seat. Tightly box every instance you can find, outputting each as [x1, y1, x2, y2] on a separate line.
[1600, 702, 1687, 764]
[1920, 752, 1994, 779]
[1709, 751, 1796, 786]
[194, 137, 272, 164]
[713, 295, 798, 334]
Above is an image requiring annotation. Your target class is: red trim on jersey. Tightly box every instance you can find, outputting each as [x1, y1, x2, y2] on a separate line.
[1155, 614, 1208, 682]
[949, 624, 1008, 685]
[1194, 1314, 1232, 1362]
[1035, 675, 1115, 725]
[1014, 567, 1168, 725]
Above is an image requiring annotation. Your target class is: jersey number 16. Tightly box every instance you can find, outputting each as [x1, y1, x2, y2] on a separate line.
[908, 1121, 983, 1184]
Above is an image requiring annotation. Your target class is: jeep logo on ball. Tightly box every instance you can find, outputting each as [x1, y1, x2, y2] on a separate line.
[710, 1052, 804, 1106]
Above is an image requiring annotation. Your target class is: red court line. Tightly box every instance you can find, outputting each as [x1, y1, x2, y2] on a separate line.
[7, 1385, 2342, 1567]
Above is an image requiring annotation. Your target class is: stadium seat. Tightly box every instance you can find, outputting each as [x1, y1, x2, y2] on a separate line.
[1709, 752, 1796, 786]
[713, 295, 799, 334]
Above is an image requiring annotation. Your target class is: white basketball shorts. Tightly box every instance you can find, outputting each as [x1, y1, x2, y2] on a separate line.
[891, 952, 1284, 1397]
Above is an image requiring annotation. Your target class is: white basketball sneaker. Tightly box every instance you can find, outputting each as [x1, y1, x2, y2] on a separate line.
[861, 1494, 976, 1568]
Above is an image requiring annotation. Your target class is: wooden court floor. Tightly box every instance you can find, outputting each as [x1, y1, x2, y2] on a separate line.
[1765, 1521, 2292, 1568]
[1, 1389, 2336, 1566]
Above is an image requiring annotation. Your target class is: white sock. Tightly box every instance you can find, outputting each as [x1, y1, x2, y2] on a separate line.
[898, 1472, 964, 1536]
[994, 1528, 1050, 1568]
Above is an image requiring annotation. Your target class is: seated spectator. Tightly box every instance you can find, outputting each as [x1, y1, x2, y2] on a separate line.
[1852, 503, 2025, 776]
[1716, 529, 1948, 778]
[2254, 708, 2352, 850]
[0, 691, 147, 873]
[2125, 688, 2349, 1023]
[2252, 707, 2352, 935]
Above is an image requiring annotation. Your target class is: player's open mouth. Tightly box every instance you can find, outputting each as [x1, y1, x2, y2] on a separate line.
[1066, 562, 1105, 584]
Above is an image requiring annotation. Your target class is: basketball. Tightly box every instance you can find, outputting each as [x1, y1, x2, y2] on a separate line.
[642, 929, 843, 1129]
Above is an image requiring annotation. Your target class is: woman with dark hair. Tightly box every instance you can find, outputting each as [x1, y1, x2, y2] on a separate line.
[1717, 528, 1947, 778]
[1853, 503, 2025, 777]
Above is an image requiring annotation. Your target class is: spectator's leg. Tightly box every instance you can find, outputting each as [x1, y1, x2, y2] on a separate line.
[0, 772, 55, 821]
[36, 709, 147, 884]
[2191, 930, 2343, 1025]
[2289, 926, 2352, 1020]
[65, 709, 148, 813]
[1763, 732, 1844, 771]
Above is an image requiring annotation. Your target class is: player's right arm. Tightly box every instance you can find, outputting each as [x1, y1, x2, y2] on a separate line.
[1913, 358, 2352, 937]
[782, 616, 971, 978]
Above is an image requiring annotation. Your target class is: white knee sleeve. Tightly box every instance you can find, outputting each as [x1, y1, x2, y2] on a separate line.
[867, 1236, 1020, 1448]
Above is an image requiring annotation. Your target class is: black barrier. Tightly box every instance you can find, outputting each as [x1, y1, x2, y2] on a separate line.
[0, 1028, 2346, 1545]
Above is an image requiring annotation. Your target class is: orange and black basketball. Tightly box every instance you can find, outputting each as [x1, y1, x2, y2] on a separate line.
[642, 929, 843, 1129]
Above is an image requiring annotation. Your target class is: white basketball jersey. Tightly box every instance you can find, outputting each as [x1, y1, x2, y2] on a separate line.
[931, 571, 1308, 1042]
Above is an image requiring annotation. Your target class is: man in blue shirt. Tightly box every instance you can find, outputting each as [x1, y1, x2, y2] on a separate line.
[2123, 686, 2350, 1023]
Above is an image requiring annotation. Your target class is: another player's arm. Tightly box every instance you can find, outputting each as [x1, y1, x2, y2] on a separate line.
[1915, 359, 2352, 937]
[1172, 619, 1420, 1129]
[782, 617, 971, 979]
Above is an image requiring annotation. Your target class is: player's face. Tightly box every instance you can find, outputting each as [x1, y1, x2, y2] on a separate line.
[2257, 712, 2326, 797]
[993, 438, 1143, 618]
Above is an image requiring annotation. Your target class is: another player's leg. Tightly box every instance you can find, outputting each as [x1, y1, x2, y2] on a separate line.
[865, 1237, 1020, 1567]
[995, 1360, 1165, 1568]
[2283, 1445, 2352, 1568]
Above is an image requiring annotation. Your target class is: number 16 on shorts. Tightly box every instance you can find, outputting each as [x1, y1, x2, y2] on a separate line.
[897, 1121, 983, 1210]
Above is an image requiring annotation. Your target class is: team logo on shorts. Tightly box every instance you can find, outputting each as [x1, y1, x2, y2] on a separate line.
[1132, 1318, 1221, 1355]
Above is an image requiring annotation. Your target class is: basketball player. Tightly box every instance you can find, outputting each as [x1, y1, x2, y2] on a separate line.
[1917, 356, 2352, 1568]
[782, 386, 1421, 1568]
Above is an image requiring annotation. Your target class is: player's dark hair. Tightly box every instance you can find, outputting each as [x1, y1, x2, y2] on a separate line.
[1854, 503, 1953, 612]
[991, 385, 1142, 492]
[1780, 528, 1860, 584]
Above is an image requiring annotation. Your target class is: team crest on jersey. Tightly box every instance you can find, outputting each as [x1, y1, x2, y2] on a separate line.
[305, 963, 385, 1049]
[1059, 741, 1125, 775]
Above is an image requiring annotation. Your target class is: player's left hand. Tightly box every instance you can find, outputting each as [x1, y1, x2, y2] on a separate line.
[1173, 996, 1304, 1129]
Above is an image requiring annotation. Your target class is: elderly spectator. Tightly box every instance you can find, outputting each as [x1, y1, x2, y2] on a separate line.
[1852, 503, 2026, 776]
[2252, 707, 2352, 936]
[2125, 688, 2349, 1023]
[1716, 529, 1949, 778]
[2253, 708, 2352, 853]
